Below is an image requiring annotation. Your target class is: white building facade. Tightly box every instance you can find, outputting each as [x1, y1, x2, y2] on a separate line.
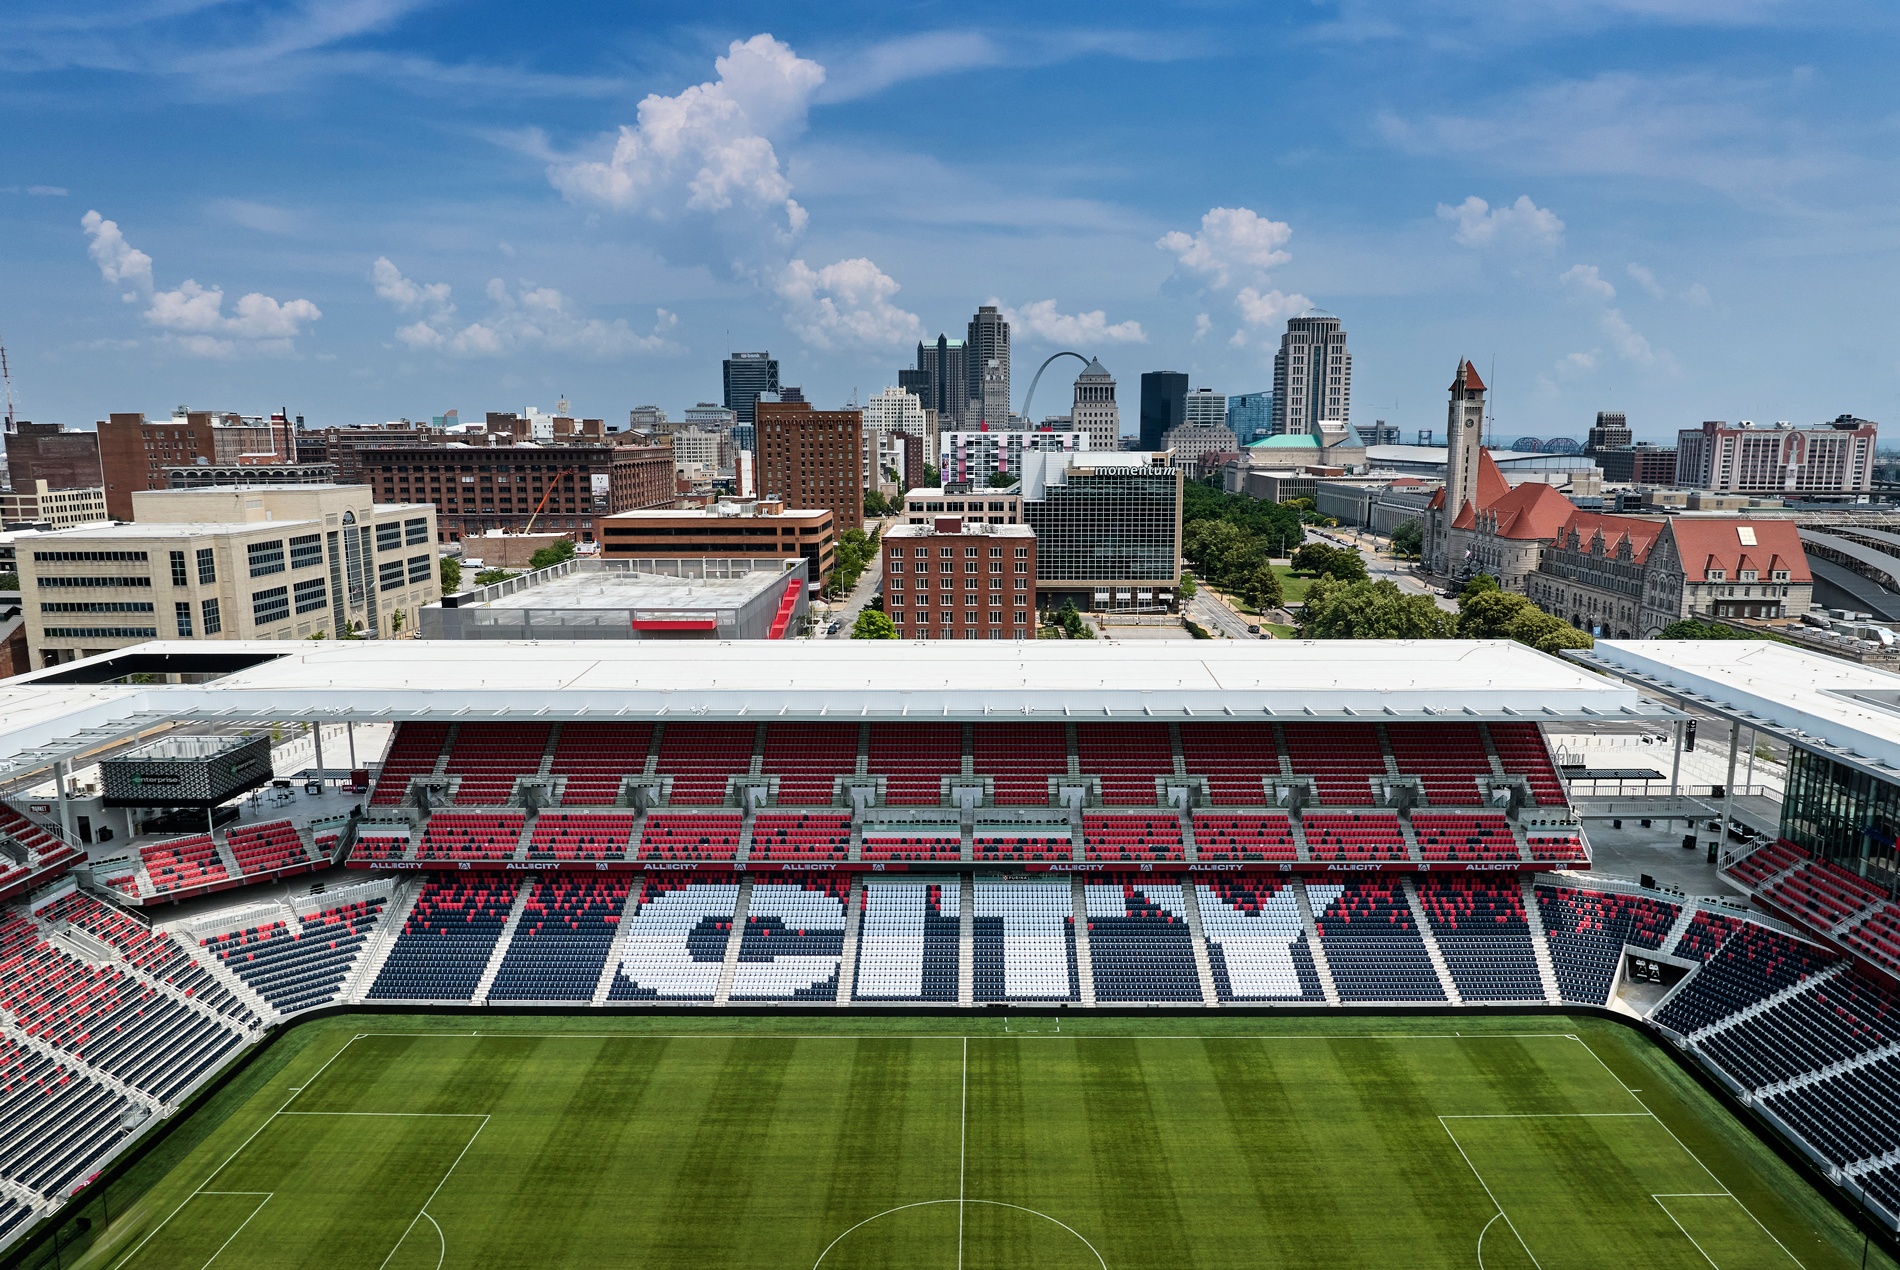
[1270, 310, 1352, 438]
[1070, 358, 1120, 454]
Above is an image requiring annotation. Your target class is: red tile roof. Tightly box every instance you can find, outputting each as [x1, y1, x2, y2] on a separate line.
[1449, 359, 1487, 393]
[1664, 519, 1812, 584]
[1550, 511, 1665, 561]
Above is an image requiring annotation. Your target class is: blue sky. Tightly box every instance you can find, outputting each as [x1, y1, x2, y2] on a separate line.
[3, 0, 1896, 443]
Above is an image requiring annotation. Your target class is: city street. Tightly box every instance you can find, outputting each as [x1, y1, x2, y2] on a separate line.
[1310, 528, 1458, 614]
[1188, 590, 1263, 640]
[822, 518, 889, 638]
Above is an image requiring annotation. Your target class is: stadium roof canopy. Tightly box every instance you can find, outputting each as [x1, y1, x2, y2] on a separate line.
[1577, 640, 1900, 781]
[0, 639, 1671, 784]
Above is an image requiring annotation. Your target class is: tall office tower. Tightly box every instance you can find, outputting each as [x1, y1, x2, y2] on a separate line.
[1138, 372, 1188, 450]
[966, 305, 1011, 427]
[1183, 388, 1227, 430]
[863, 388, 928, 487]
[721, 351, 780, 427]
[1585, 411, 1632, 453]
[1269, 310, 1352, 437]
[1070, 358, 1119, 453]
[1225, 392, 1272, 443]
[912, 336, 973, 428]
[1443, 360, 1488, 528]
[756, 400, 866, 534]
[628, 405, 668, 433]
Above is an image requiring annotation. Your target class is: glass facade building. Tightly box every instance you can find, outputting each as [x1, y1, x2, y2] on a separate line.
[1021, 455, 1181, 610]
[1226, 392, 1273, 443]
[1782, 747, 1900, 894]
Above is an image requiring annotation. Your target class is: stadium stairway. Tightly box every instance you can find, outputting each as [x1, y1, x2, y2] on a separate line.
[712, 879, 754, 1005]
[1659, 899, 1702, 954]
[0, 1014, 162, 1117]
[958, 876, 975, 1006]
[1176, 880, 1221, 1006]
[37, 911, 262, 1041]
[1403, 879, 1464, 1005]
[1068, 876, 1098, 1005]
[1754, 1036, 1900, 1102]
[834, 876, 866, 1003]
[1290, 882, 1342, 1004]
[179, 917, 280, 1022]
[592, 879, 648, 1004]
[341, 877, 424, 1001]
[1518, 878, 1565, 1004]
[472, 877, 535, 1003]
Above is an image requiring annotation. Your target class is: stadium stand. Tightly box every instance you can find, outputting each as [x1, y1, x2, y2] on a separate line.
[445, 722, 550, 804]
[853, 881, 959, 1001]
[370, 721, 450, 806]
[867, 722, 961, 806]
[1729, 839, 1804, 889]
[749, 813, 852, 864]
[224, 819, 312, 878]
[488, 876, 631, 1001]
[1759, 852, 1890, 931]
[1844, 903, 1900, 977]
[138, 834, 230, 897]
[351, 831, 411, 863]
[1076, 722, 1173, 805]
[972, 879, 1078, 1001]
[0, 1031, 138, 1200]
[729, 877, 849, 1000]
[973, 722, 1068, 806]
[1534, 885, 1680, 1004]
[415, 812, 525, 862]
[760, 722, 858, 806]
[1302, 813, 1407, 862]
[861, 828, 962, 863]
[655, 721, 755, 805]
[606, 877, 738, 1000]
[549, 721, 653, 806]
[1411, 813, 1520, 862]
[1416, 878, 1545, 1001]
[1699, 970, 1900, 1091]
[638, 812, 741, 863]
[526, 811, 636, 861]
[1674, 910, 1746, 962]
[1280, 723, 1386, 805]
[1084, 878, 1202, 1002]
[1195, 879, 1324, 1001]
[1179, 722, 1275, 805]
[973, 826, 1072, 864]
[1309, 882, 1446, 1002]
[1082, 813, 1185, 864]
[1764, 1059, 1900, 1170]
[1654, 924, 1835, 1036]
[367, 876, 518, 1000]
[203, 899, 383, 1014]
[1485, 722, 1567, 804]
[1192, 812, 1298, 862]
[38, 891, 255, 1024]
[1386, 723, 1493, 806]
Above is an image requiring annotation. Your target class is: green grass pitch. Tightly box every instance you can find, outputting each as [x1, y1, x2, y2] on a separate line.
[66, 1013, 1889, 1269]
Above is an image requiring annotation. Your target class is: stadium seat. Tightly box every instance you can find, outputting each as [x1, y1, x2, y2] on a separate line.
[366, 877, 518, 1001]
[1084, 878, 1200, 1002]
[853, 881, 960, 1001]
[972, 879, 1078, 1001]
[1192, 812, 1298, 862]
[1308, 882, 1446, 1002]
[487, 876, 631, 1001]
[1196, 879, 1324, 1001]
[607, 877, 740, 1000]
[973, 723, 1068, 806]
[728, 876, 849, 1000]
[1415, 878, 1544, 1001]
[1179, 722, 1276, 806]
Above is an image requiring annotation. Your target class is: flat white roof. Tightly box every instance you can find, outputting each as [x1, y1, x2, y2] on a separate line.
[1581, 640, 1900, 776]
[15, 519, 323, 538]
[0, 639, 1665, 780]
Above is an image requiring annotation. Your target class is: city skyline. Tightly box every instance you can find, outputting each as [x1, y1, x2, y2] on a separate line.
[4, 4, 1898, 442]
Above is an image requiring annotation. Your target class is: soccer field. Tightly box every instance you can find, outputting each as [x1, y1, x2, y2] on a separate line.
[72, 1014, 1881, 1269]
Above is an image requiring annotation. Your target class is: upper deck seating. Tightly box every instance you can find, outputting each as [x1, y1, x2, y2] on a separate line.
[972, 723, 1068, 806]
[1485, 723, 1567, 805]
[638, 813, 742, 863]
[1076, 723, 1174, 805]
[973, 827, 1072, 864]
[1082, 814, 1185, 864]
[655, 722, 755, 806]
[750, 813, 851, 864]
[139, 835, 229, 896]
[1179, 722, 1276, 806]
[414, 812, 524, 862]
[445, 722, 550, 804]
[761, 722, 858, 806]
[867, 722, 961, 806]
[1192, 812, 1298, 862]
[1387, 723, 1493, 806]
[526, 812, 635, 861]
[549, 721, 652, 806]
[1280, 723, 1387, 806]
[1303, 813, 1406, 862]
[370, 721, 450, 806]
[225, 820, 311, 877]
[1411, 813, 1519, 862]
[861, 829, 962, 862]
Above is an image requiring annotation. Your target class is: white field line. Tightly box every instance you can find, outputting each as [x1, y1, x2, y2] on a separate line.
[195, 1192, 270, 1270]
[1438, 1117, 1544, 1270]
[959, 1035, 968, 1270]
[1571, 1035, 1809, 1270]
[376, 1115, 490, 1270]
[109, 1033, 369, 1269]
[1652, 1195, 1723, 1270]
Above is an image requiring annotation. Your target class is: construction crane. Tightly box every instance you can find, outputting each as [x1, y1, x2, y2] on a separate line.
[523, 468, 579, 534]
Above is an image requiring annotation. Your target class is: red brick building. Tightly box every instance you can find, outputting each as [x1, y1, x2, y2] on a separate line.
[358, 441, 673, 541]
[99, 410, 297, 519]
[5, 422, 103, 493]
[757, 400, 864, 533]
[882, 517, 1036, 640]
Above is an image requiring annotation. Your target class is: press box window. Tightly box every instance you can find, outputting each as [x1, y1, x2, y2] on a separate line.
[247, 540, 286, 578]
[289, 534, 323, 570]
[252, 586, 290, 625]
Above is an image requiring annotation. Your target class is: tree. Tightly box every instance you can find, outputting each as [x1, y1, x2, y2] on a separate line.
[1459, 574, 1500, 603]
[1051, 599, 1095, 640]
[1660, 618, 1759, 640]
[1182, 481, 1304, 557]
[1282, 497, 1316, 512]
[1297, 577, 1455, 640]
[922, 464, 940, 487]
[473, 568, 517, 587]
[439, 556, 462, 594]
[1248, 562, 1284, 610]
[527, 538, 576, 571]
[851, 609, 897, 639]
[1291, 542, 1367, 583]
[1389, 520, 1423, 559]
[1178, 573, 1198, 600]
[0, 572, 17, 592]
[1507, 607, 1594, 654]
[390, 609, 406, 634]
[988, 471, 1017, 488]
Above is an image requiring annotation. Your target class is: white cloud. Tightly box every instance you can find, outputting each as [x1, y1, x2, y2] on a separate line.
[1683, 281, 1712, 306]
[1626, 261, 1666, 298]
[995, 298, 1145, 347]
[547, 34, 819, 243]
[1157, 206, 1293, 289]
[81, 209, 153, 297]
[211, 198, 299, 234]
[1437, 194, 1564, 249]
[371, 256, 677, 358]
[1560, 263, 1617, 300]
[1600, 307, 1658, 364]
[775, 257, 920, 350]
[82, 209, 319, 355]
[1193, 313, 1212, 341]
[1234, 286, 1313, 329]
[28, 185, 68, 196]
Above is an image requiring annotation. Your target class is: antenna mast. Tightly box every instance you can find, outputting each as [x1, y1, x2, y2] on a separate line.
[0, 335, 15, 432]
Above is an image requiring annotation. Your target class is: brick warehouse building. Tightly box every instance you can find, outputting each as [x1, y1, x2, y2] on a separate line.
[881, 516, 1036, 639]
[359, 441, 673, 542]
[99, 410, 298, 520]
[756, 400, 864, 534]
